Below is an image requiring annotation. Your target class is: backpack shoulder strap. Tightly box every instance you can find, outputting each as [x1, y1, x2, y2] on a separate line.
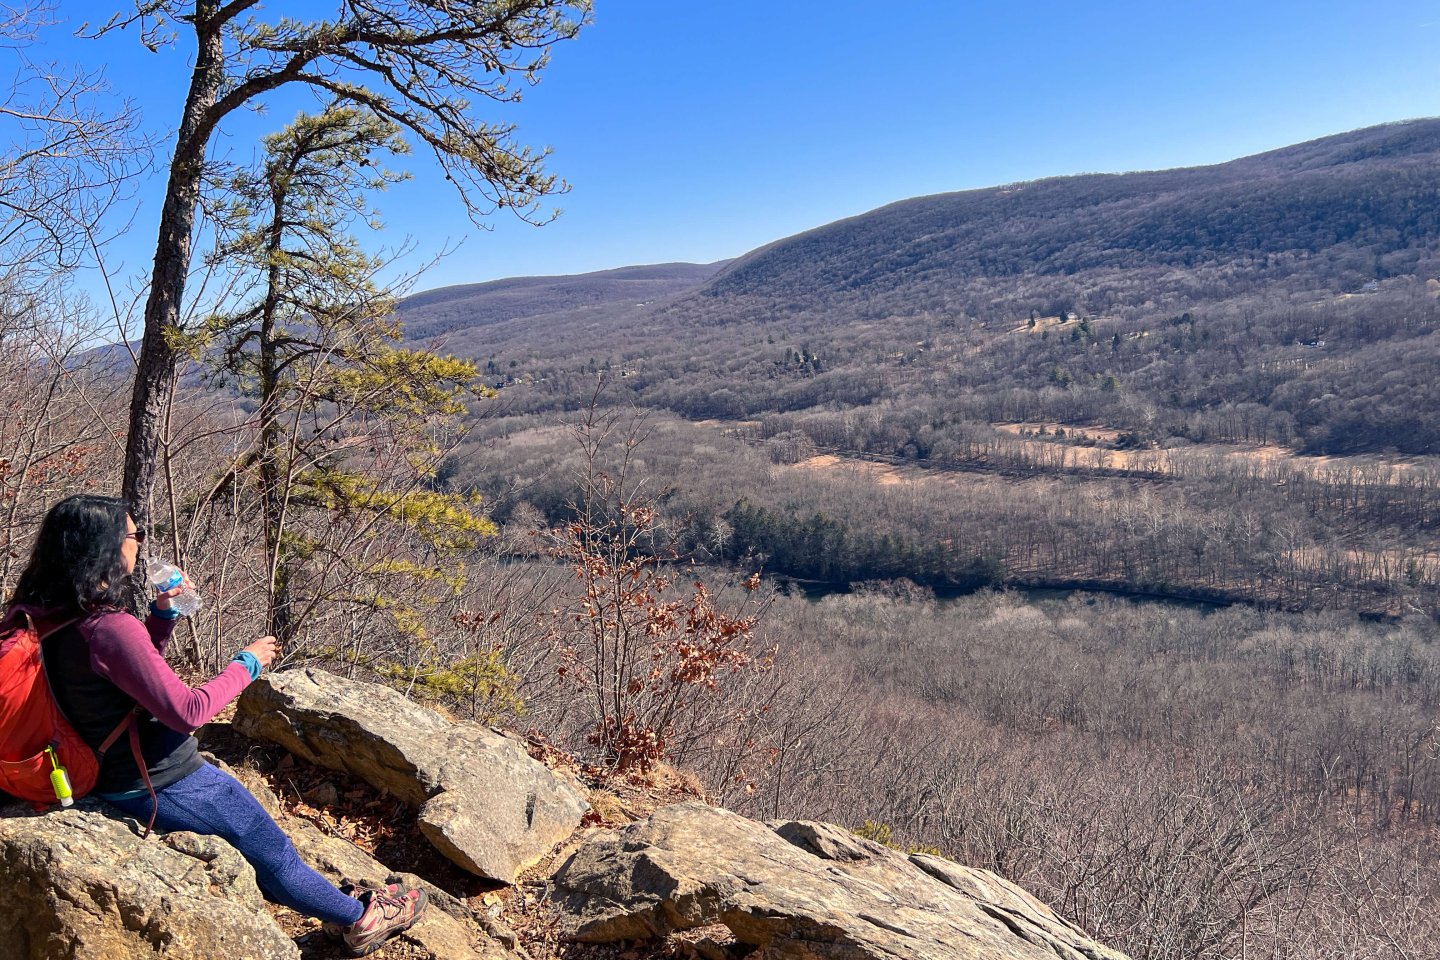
[33, 612, 84, 642]
[34, 612, 91, 733]
[96, 706, 139, 756]
[97, 708, 157, 838]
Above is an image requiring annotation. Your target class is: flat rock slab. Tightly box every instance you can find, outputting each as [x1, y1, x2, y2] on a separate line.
[0, 803, 298, 960]
[236, 668, 589, 883]
[549, 802, 1130, 960]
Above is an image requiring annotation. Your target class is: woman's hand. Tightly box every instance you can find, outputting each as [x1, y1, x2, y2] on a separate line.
[243, 636, 279, 669]
[152, 569, 194, 612]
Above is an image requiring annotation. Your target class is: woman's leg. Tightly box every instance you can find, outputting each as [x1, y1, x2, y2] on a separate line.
[104, 763, 365, 927]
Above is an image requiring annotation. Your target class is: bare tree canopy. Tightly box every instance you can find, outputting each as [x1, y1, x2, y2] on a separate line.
[113, 0, 590, 570]
[0, 3, 144, 287]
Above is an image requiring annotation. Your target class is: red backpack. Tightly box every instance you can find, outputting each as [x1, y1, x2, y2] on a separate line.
[0, 609, 145, 818]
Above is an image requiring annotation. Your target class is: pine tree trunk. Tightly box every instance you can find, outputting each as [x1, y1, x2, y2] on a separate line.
[258, 193, 293, 645]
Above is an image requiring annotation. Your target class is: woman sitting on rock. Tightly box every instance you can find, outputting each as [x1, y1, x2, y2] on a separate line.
[5, 494, 426, 956]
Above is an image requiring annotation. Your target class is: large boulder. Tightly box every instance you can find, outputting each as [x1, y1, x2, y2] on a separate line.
[236, 667, 589, 883]
[550, 802, 1130, 960]
[0, 802, 298, 960]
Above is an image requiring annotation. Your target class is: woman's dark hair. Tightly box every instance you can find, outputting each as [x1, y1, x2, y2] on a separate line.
[9, 495, 131, 612]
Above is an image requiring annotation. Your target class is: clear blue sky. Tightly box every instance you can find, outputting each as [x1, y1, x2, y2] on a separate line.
[29, 1, 1440, 295]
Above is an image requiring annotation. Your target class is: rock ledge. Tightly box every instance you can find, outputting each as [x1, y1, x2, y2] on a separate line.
[550, 802, 1129, 960]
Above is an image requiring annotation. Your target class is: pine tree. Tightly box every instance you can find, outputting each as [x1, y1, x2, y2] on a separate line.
[197, 106, 491, 647]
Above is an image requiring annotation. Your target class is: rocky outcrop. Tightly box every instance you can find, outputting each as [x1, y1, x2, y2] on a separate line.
[550, 802, 1129, 960]
[235, 667, 589, 883]
[0, 769, 512, 960]
[0, 801, 298, 960]
[1, 672, 1133, 960]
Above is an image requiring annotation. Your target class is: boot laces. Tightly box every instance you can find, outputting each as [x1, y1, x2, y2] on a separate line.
[371, 890, 410, 920]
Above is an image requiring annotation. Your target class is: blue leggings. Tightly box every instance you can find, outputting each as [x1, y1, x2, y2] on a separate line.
[105, 763, 365, 926]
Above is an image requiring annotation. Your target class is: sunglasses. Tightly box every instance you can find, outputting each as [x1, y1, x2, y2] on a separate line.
[125, 528, 147, 544]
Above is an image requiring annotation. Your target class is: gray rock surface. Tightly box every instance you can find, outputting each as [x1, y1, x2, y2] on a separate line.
[0, 802, 298, 960]
[221, 759, 508, 960]
[236, 667, 589, 883]
[549, 802, 1130, 960]
[0, 759, 509, 960]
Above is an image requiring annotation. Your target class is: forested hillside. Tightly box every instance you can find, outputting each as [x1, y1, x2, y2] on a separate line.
[397, 261, 723, 342]
[408, 119, 1440, 458]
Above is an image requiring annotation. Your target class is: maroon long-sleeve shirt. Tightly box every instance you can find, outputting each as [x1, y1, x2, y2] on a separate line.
[27, 605, 252, 794]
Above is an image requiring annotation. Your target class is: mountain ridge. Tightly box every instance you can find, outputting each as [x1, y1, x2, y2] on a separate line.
[397, 260, 727, 342]
[402, 118, 1440, 339]
[693, 117, 1440, 311]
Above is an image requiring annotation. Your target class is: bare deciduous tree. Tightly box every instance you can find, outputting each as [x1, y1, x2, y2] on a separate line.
[0, 2, 145, 290]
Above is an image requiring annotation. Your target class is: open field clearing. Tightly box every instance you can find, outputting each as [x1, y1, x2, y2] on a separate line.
[991, 422, 1440, 481]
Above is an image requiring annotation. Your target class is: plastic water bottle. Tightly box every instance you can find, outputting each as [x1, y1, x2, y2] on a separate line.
[149, 561, 202, 617]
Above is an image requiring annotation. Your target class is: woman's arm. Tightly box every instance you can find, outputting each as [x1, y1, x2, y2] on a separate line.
[144, 609, 179, 654]
[83, 612, 251, 733]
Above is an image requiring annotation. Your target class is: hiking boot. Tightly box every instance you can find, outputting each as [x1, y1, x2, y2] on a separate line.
[340, 885, 428, 956]
[321, 882, 405, 940]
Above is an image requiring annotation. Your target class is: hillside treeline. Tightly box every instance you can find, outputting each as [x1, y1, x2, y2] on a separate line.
[430, 280, 1440, 458]
[704, 132, 1440, 309]
[455, 413, 1440, 617]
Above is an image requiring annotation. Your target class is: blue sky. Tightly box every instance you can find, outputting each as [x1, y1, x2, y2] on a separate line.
[27, 1, 1440, 296]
